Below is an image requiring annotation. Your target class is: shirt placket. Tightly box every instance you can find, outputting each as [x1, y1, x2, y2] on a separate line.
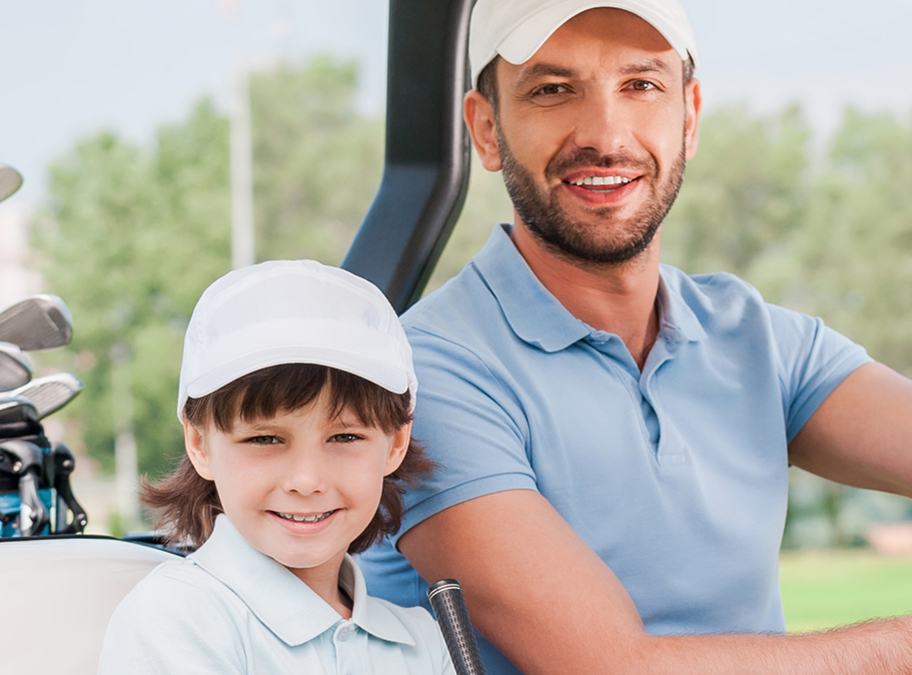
[332, 621, 364, 675]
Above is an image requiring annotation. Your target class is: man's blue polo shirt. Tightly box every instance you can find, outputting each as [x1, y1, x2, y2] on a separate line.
[360, 224, 870, 674]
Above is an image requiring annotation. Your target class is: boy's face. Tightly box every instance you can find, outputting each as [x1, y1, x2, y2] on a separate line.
[184, 388, 410, 588]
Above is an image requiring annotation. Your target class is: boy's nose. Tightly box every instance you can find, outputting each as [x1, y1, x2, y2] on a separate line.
[281, 448, 327, 496]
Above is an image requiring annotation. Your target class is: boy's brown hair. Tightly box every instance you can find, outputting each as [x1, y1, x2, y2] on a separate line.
[142, 363, 433, 551]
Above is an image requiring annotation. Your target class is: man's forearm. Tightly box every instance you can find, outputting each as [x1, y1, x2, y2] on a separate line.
[608, 619, 912, 675]
[402, 491, 912, 675]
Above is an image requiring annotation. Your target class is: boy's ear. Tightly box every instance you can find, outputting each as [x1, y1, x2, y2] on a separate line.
[183, 419, 214, 481]
[383, 421, 412, 476]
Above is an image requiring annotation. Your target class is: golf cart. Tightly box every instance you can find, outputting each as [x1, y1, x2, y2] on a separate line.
[0, 1, 474, 672]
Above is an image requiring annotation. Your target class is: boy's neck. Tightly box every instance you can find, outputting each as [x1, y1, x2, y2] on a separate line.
[288, 557, 353, 619]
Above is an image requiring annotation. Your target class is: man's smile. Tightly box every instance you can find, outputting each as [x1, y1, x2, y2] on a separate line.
[566, 175, 632, 188]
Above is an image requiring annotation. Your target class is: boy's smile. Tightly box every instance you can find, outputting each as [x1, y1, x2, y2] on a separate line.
[184, 389, 410, 611]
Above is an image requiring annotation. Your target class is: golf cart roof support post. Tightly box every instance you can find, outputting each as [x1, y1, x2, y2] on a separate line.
[342, 0, 474, 314]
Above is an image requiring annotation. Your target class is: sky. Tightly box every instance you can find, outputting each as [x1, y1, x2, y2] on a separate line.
[1, 0, 911, 207]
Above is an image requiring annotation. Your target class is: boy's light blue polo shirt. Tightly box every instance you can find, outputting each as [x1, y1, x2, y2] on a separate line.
[360, 224, 871, 675]
[99, 515, 454, 674]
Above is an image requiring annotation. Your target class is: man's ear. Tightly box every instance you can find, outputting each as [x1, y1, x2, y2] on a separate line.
[383, 421, 412, 477]
[183, 418, 214, 481]
[464, 90, 503, 172]
[684, 77, 702, 160]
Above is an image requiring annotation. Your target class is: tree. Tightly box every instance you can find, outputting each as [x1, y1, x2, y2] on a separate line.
[33, 101, 232, 479]
[661, 103, 811, 290]
[250, 55, 384, 264]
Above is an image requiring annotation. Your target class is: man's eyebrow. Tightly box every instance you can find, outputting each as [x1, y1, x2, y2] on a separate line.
[513, 62, 578, 89]
[619, 58, 676, 77]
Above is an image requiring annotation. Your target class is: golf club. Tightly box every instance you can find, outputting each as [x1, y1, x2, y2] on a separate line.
[6, 372, 84, 420]
[0, 295, 74, 351]
[0, 343, 33, 391]
[427, 579, 488, 675]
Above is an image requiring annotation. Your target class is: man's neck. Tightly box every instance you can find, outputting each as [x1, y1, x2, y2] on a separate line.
[511, 222, 661, 371]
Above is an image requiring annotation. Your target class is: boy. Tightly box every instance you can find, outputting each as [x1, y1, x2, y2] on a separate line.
[98, 260, 454, 674]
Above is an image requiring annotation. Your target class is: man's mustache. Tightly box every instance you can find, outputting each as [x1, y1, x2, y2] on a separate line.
[546, 148, 655, 179]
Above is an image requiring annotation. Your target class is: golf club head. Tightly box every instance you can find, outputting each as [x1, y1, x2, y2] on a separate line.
[0, 342, 33, 391]
[0, 294, 74, 351]
[0, 164, 23, 203]
[7, 372, 84, 420]
[0, 395, 38, 426]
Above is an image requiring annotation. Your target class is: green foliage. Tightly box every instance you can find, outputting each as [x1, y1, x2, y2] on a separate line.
[786, 108, 912, 376]
[250, 55, 384, 264]
[662, 104, 810, 284]
[33, 101, 232, 478]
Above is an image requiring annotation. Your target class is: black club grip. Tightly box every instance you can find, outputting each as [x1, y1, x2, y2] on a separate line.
[427, 579, 488, 675]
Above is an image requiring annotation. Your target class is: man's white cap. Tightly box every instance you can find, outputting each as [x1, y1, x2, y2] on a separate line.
[177, 260, 417, 420]
[469, 0, 699, 88]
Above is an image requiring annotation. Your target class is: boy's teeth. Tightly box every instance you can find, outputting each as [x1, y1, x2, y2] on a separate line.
[570, 175, 631, 186]
[277, 511, 332, 523]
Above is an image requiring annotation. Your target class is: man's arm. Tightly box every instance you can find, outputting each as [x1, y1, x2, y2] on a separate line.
[400, 488, 912, 675]
[789, 361, 912, 495]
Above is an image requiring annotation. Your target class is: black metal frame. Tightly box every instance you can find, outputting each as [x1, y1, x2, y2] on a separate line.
[342, 0, 475, 313]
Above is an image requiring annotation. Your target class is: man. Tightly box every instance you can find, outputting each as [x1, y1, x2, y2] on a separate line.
[360, 1, 912, 673]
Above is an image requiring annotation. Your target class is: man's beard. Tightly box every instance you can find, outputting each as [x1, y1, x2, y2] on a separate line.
[499, 126, 687, 266]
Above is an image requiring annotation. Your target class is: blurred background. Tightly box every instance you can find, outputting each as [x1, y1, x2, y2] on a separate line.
[2, 0, 912, 630]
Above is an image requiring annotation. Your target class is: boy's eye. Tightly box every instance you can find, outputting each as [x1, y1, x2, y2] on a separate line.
[329, 433, 362, 443]
[246, 435, 280, 445]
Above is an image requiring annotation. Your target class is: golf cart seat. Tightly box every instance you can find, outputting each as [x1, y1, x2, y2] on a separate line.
[0, 536, 179, 675]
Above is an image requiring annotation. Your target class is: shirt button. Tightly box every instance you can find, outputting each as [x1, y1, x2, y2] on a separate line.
[336, 624, 356, 641]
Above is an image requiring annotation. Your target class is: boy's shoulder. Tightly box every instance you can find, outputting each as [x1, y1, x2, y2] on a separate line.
[112, 555, 246, 626]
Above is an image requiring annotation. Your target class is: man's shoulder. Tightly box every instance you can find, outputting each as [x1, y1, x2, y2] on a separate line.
[403, 260, 504, 344]
[661, 265, 772, 331]
[662, 265, 763, 304]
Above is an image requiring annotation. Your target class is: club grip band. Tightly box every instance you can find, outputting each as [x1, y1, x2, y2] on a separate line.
[427, 579, 488, 675]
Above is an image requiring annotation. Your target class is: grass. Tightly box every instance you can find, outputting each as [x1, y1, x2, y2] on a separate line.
[779, 549, 912, 632]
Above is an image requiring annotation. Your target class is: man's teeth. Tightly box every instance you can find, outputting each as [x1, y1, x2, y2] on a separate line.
[276, 511, 333, 523]
[570, 175, 632, 186]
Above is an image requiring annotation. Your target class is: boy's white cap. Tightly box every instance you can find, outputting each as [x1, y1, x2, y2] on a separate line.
[177, 260, 417, 420]
[469, 0, 699, 87]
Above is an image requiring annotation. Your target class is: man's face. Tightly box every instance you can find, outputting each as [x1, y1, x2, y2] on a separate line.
[468, 8, 701, 265]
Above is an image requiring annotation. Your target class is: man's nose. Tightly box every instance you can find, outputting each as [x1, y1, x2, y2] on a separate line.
[569, 89, 632, 157]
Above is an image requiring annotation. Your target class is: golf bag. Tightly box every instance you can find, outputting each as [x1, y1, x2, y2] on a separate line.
[0, 410, 87, 537]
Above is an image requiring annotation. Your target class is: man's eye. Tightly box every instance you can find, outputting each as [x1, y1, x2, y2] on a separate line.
[533, 83, 568, 96]
[630, 80, 657, 91]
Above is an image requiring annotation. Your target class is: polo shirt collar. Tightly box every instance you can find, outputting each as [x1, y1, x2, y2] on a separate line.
[473, 224, 589, 352]
[190, 515, 415, 647]
[473, 225, 706, 350]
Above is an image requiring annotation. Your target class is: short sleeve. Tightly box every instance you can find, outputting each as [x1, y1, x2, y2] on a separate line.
[97, 565, 247, 675]
[767, 304, 872, 442]
[396, 326, 539, 542]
